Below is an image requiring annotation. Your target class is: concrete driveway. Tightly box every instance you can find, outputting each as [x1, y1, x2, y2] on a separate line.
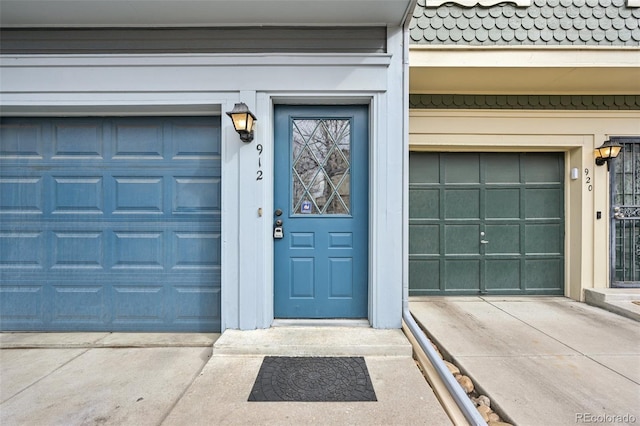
[0, 333, 216, 426]
[0, 329, 451, 426]
[410, 296, 640, 426]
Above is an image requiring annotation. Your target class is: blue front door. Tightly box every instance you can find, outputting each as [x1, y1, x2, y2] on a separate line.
[274, 105, 368, 318]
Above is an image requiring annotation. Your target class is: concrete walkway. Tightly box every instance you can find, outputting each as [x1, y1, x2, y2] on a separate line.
[0, 328, 451, 426]
[410, 296, 640, 426]
[0, 333, 217, 426]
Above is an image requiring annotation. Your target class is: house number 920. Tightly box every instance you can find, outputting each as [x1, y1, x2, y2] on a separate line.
[256, 144, 263, 181]
[585, 168, 592, 192]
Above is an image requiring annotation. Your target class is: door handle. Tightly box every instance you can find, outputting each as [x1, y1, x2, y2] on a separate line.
[480, 231, 488, 244]
[613, 207, 625, 220]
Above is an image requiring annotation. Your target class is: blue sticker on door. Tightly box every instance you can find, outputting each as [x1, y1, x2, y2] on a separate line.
[274, 105, 368, 318]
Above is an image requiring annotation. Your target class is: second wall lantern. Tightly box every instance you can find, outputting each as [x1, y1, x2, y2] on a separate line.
[226, 102, 257, 143]
[595, 139, 622, 171]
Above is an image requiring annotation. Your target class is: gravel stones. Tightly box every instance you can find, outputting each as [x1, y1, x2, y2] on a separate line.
[420, 334, 514, 426]
[455, 374, 475, 393]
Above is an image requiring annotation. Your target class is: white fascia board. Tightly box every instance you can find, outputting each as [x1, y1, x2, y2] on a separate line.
[0, 0, 415, 27]
[410, 46, 640, 69]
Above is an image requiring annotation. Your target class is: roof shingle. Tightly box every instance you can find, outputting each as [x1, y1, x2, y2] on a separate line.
[410, 0, 640, 45]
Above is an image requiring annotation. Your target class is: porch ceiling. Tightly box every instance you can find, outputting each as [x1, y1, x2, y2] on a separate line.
[0, 0, 416, 28]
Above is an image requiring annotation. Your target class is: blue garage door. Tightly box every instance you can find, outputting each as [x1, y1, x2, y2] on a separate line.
[0, 117, 221, 332]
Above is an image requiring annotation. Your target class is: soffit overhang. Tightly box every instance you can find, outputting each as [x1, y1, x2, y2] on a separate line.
[410, 47, 640, 94]
[0, 0, 416, 28]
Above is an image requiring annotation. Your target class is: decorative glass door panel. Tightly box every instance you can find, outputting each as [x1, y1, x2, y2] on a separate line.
[611, 137, 640, 287]
[292, 119, 351, 215]
[274, 106, 368, 318]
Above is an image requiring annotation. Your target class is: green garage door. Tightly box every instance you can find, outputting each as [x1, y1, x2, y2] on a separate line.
[409, 152, 564, 295]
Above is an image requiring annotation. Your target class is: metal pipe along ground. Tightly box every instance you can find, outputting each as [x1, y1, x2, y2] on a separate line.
[402, 308, 487, 426]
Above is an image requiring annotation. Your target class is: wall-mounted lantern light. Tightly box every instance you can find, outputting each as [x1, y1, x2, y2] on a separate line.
[226, 102, 256, 143]
[595, 139, 622, 171]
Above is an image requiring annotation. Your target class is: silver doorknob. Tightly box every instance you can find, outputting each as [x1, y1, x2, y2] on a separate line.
[614, 207, 625, 219]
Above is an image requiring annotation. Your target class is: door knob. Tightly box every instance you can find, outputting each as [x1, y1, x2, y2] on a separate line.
[613, 207, 624, 219]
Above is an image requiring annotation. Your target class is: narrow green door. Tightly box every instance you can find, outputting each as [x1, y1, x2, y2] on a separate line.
[409, 152, 564, 295]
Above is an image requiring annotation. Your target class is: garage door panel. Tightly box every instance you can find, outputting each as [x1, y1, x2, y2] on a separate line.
[113, 177, 164, 214]
[524, 153, 563, 183]
[445, 224, 480, 254]
[52, 231, 104, 270]
[0, 116, 221, 332]
[409, 188, 439, 219]
[485, 260, 521, 291]
[525, 259, 563, 291]
[409, 152, 564, 295]
[52, 176, 104, 214]
[0, 285, 43, 323]
[0, 121, 44, 159]
[173, 177, 220, 213]
[525, 223, 563, 254]
[408, 152, 439, 183]
[485, 154, 520, 183]
[525, 188, 563, 219]
[445, 189, 480, 219]
[173, 232, 221, 269]
[113, 121, 164, 159]
[444, 259, 480, 290]
[0, 231, 44, 269]
[409, 260, 440, 292]
[409, 224, 439, 255]
[0, 177, 43, 213]
[52, 120, 104, 159]
[52, 285, 105, 322]
[172, 122, 222, 159]
[444, 153, 480, 183]
[485, 224, 520, 254]
[113, 285, 165, 323]
[173, 286, 220, 322]
[112, 232, 163, 270]
[485, 188, 520, 219]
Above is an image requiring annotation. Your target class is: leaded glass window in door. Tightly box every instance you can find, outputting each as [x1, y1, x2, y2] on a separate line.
[291, 119, 351, 215]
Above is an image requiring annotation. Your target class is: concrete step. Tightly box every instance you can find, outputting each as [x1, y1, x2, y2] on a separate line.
[584, 288, 640, 322]
[0, 332, 219, 349]
[213, 326, 412, 357]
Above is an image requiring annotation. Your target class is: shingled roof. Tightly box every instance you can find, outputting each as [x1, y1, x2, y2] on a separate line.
[410, 0, 640, 45]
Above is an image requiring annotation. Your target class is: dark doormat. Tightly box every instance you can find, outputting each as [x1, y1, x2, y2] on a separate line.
[248, 356, 377, 402]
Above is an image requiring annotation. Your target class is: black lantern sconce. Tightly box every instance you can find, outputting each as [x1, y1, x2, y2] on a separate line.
[226, 102, 257, 143]
[595, 139, 622, 171]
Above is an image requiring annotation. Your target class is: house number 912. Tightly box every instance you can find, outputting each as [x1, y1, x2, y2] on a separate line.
[585, 168, 592, 192]
[256, 144, 263, 181]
